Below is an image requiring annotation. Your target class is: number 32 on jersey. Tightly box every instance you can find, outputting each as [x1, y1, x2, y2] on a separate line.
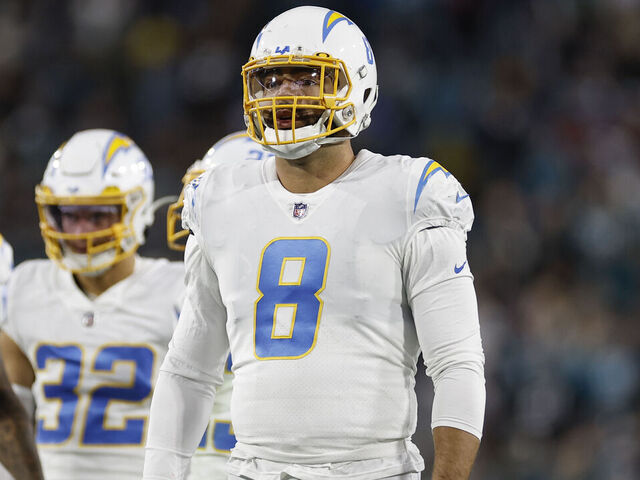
[35, 344, 154, 445]
[254, 237, 330, 360]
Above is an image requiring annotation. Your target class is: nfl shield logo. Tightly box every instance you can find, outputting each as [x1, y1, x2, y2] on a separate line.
[293, 202, 308, 219]
[81, 311, 95, 327]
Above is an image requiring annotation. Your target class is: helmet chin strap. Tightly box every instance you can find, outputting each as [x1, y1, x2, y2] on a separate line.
[259, 110, 349, 160]
[262, 139, 321, 160]
[61, 247, 116, 277]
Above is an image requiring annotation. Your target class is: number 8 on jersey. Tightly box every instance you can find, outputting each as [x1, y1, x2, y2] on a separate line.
[254, 238, 330, 360]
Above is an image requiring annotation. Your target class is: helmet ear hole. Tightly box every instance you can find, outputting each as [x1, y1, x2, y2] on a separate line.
[363, 88, 371, 104]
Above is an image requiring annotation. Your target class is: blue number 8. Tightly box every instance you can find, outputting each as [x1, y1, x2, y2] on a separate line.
[254, 237, 330, 359]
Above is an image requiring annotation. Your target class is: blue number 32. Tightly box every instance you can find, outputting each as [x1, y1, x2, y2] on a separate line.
[35, 344, 154, 445]
[254, 237, 330, 360]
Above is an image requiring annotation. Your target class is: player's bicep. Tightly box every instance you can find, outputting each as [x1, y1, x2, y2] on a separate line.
[404, 226, 472, 296]
[411, 275, 483, 379]
[405, 227, 483, 377]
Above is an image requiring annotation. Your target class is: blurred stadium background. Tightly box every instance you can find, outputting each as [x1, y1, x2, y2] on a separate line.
[0, 1, 638, 478]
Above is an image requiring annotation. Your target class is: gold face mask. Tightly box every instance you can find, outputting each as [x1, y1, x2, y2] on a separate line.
[242, 53, 354, 146]
[35, 185, 146, 274]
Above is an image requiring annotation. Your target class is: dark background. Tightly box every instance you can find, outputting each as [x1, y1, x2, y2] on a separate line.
[0, 1, 638, 478]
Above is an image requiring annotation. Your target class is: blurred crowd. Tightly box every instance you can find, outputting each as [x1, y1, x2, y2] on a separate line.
[0, 0, 638, 479]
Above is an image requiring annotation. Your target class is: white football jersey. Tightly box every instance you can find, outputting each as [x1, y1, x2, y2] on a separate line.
[188, 355, 234, 480]
[0, 234, 13, 326]
[181, 149, 475, 465]
[3, 257, 184, 480]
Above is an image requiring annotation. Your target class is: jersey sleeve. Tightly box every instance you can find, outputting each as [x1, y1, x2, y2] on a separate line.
[409, 158, 474, 235]
[164, 237, 229, 383]
[144, 236, 229, 480]
[403, 226, 485, 439]
[167, 261, 186, 331]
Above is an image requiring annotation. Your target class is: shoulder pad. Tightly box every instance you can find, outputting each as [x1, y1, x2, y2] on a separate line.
[411, 158, 474, 233]
[181, 169, 213, 236]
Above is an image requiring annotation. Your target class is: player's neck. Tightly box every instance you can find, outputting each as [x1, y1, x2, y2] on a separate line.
[73, 254, 136, 298]
[275, 140, 355, 193]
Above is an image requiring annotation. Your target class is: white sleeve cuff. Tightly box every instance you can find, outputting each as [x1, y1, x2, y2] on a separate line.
[430, 363, 486, 439]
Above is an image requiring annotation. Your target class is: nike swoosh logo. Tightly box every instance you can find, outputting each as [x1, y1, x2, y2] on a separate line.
[454, 261, 467, 274]
[456, 192, 469, 203]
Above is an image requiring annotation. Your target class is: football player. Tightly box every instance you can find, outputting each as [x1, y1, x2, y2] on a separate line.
[167, 132, 273, 479]
[0, 130, 184, 480]
[145, 6, 485, 480]
[0, 235, 44, 480]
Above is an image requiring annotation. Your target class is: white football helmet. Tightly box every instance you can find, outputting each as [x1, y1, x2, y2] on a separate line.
[167, 131, 273, 250]
[242, 6, 378, 159]
[35, 129, 154, 275]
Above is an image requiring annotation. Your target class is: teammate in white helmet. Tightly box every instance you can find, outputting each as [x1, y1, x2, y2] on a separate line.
[0, 130, 184, 480]
[0, 235, 44, 480]
[167, 132, 274, 251]
[167, 132, 272, 479]
[145, 7, 485, 480]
